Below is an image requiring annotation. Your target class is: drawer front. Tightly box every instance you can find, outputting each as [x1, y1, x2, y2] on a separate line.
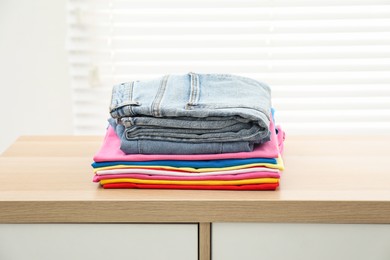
[213, 223, 390, 260]
[0, 224, 197, 260]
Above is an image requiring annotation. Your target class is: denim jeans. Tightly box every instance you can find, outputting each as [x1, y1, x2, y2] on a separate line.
[109, 72, 272, 154]
[110, 119, 257, 154]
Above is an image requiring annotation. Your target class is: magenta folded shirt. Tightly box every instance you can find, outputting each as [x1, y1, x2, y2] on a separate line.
[93, 171, 280, 182]
[93, 119, 284, 162]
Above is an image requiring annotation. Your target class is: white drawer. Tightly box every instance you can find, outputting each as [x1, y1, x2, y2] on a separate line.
[213, 223, 390, 260]
[0, 224, 197, 260]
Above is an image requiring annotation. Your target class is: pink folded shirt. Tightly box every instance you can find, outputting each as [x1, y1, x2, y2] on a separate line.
[95, 166, 278, 177]
[93, 118, 284, 162]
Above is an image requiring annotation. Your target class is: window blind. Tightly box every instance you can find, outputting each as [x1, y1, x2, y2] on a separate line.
[66, 0, 390, 135]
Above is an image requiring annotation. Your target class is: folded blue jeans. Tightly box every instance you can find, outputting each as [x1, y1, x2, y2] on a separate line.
[110, 73, 271, 143]
[110, 118, 257, 154]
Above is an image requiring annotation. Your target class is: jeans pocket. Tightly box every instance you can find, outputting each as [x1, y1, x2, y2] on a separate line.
[110, 82, 141, 117]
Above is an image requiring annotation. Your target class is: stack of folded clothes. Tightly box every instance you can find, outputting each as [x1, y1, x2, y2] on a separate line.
[91, 72, 285, 190]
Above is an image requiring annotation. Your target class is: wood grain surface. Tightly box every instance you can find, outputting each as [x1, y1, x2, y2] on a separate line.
[1, 135, 390, 223]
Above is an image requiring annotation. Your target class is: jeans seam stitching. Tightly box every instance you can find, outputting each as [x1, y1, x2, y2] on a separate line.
[151, 75, 169, 117]
[187, 72, 199, 109]
[128, 81, 134, 116]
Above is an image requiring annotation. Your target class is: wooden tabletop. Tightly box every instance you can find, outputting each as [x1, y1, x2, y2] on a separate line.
[1, 135, 390, 224]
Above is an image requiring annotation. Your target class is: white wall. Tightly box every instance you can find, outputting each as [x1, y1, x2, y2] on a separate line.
[0, 0, 73, 153]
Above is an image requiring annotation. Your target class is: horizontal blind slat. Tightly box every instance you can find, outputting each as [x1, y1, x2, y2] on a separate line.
[68, 0, 390, 8]
[280, 122, 390, 135]
[67, 6, 390, 23]
[68, 59, 390, 74]
[67, 34, 390, 50]
[277, 110, 390, 122]
[273, 97, 390, 110]
[69, 72, 390, 86]
[67, 46, 390, 62]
